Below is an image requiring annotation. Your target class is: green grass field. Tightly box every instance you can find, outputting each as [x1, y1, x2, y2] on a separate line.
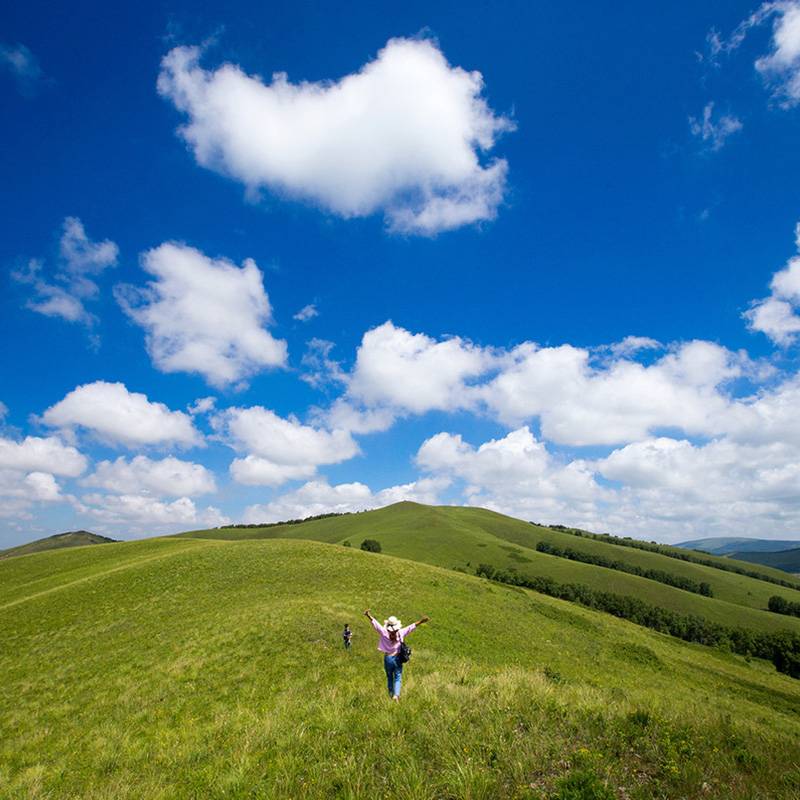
[2, 535, 800, 799]
[182, 503, 800, 636]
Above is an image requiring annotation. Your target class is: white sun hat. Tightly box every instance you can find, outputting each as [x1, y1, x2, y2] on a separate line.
[384, 615, 401, 631]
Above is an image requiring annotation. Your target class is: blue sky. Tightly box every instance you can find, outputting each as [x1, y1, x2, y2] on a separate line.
[3, 0, 800, 547]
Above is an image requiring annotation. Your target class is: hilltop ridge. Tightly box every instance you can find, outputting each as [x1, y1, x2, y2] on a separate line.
[0, 530, 117, 560]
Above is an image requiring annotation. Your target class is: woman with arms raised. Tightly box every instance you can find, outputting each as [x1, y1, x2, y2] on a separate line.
[364, 609, 429, 702]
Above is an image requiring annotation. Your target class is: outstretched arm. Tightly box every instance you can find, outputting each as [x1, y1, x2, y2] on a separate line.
[363, 609, 375, 622]
[416, 615, 430, 626]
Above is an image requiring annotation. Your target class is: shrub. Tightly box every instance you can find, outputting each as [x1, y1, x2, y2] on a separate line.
[551, 769, 615, 800]
[360, 539, 382, 553]
[342, 540, 351, 547]
[769, 594, 800, 618]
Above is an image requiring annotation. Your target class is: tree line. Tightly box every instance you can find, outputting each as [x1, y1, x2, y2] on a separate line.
[221, 512, 351, 529]
[475, 563, 800, 679]
[535, 541, 713, 596]
[769, 595, 800, 618]
[542, 524, 800, 591]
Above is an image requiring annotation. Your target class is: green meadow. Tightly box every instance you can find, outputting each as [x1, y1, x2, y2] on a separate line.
[2, 530, 800, 799]
[184, 502, 800, 635]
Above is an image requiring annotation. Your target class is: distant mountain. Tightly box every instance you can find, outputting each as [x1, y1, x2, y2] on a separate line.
[0, 530, 117, 560]
[731, 548, 800, 575]
[677, 537, 800, 555]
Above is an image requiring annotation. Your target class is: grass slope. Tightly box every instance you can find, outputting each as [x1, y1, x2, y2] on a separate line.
[678, 537, 800, 555]
[0, 530, 116, 560]
[732, 547, 800, 575]
[182, 503, 800, 636]
[2, 537, 800, 799]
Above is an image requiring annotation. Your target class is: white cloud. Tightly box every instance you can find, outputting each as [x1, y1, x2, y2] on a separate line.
[0, 435, 87, 476]
[81, 492, 229, 533]
[347, 321, 493, 415]
[301, 338, 347, 390]
[755, 0, 800, 105]
[12, 218, 119, 326]
[745, 220, 800, 345]
[607, 336, 662, 359]
[596, 436, 800, 541]
[293, 303, 318, 322]
[316, 322, 767, 447]
[710, 2, 800, 106]
[0, 469, 64, 504]
[242, 476, 449, 523]
[721, 373, 800, 447]
[417, 427, 606, 526]
[83, 455, 216, 497]
[480, 339, 745, 446]
[188, 396, 216, 416]
[213, 406, 358, 486]
[689, 102, 743, 151]
[42, 381, 202, 448]
[319, 398, 396, 435]
[116, 242, 287, 387]
[157, 37, 513, 234]
[60, 217, 119, 274]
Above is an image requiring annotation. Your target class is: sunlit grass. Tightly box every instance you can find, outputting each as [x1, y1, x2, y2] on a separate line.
[1, 537, 799, 798]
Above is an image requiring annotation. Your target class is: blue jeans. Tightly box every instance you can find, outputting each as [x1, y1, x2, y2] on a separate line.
[384, 654, 403, 697]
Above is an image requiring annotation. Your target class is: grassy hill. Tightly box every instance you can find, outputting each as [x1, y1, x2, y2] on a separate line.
[678, 537, 800, 555]
[181, 503, 800, 637]
[2, 535, 800, 799]
[732, 547, 800, 576]
[0, 530, 116, 560]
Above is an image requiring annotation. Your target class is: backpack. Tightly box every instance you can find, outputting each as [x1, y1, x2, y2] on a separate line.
[397, 640, 411, 664]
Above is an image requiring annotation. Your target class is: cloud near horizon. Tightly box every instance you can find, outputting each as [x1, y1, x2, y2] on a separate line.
[157, 37, 513, 234]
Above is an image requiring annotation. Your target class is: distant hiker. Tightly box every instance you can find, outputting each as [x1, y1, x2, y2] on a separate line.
[342, 623, 352, 651]
[363, 609, 429, 701]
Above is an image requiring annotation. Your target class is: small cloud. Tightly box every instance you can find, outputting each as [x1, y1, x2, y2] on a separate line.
[689, 102, 743, 151]
[188, 396, 217, 416]
[608, 336, 663, 359]
[293, 303, 319, 322]
[11, 218, 119, 329]
[0, 43, 44, 96]
[301, 338, 346, 389]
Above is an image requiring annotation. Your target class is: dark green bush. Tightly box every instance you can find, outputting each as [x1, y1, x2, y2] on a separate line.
[551, 769, 615, 800]
[360, 539, 382, 553]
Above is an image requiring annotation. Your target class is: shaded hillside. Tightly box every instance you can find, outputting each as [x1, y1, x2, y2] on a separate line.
[2, 536, 800, 799]
[678, 537, 800, 555]
[0, 530, 116, 560]
[733, 547, 800, 575]
[182, 502, 800, 636]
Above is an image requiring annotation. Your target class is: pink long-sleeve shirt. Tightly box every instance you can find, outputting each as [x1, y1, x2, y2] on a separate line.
[371, 618, 417, 655]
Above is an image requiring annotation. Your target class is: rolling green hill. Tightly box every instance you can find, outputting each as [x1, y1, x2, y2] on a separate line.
[181, 503, 800, 637]
[0, 530, 116, 560]
[732, 547, 800, 575]
[2, 535, 800, 799]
